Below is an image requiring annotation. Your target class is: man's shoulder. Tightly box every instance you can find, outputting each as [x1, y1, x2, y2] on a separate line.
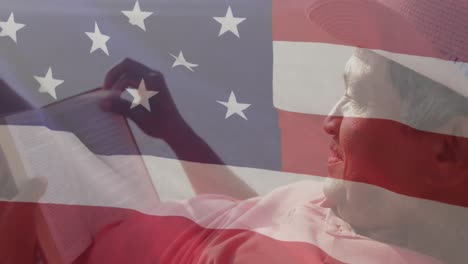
[86, 179, 443, 264]
[190, 179, 324, 215]
[264, 179, 325, 201]
[167, 179, 323, 214]
[174, 180, 326, 231]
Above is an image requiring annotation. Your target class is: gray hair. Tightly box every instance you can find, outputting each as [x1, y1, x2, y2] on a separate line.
[387, 59, 468, 132]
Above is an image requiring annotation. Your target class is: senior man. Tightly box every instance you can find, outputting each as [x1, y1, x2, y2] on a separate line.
[82, 51, 467, 264]
[83, 0, 468, 263]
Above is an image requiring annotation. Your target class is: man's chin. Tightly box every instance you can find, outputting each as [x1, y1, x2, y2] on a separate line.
[322, 179, 372, 229]
[322, 177, 346, 208]
[322, 157, 346, 205]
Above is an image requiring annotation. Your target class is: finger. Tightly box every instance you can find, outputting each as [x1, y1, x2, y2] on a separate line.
[100, 96, 132, 115]
[103, 58, 150, 90]
[99, 75, 138, 113]
[110, 72, 141, 94]
[103, 94, 154, 131]
[13, 177, 48, 202]
[108, 96, 147, 123]
[114, 70, 168, 97]
[103, 72, 151, 112]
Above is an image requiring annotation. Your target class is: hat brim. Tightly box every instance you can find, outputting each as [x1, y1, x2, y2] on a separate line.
[306, 0, 468, 98]
[307, 0, 441, 59]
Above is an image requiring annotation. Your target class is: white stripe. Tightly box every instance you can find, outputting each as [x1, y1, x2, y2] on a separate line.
[273, 41, 468, 137]
[144, 155, 316, 202]
[273, 41, 468, 115]
[273, 41, 352, 115]
[2, 124, 313, 207]
[375, 49, 468, 100]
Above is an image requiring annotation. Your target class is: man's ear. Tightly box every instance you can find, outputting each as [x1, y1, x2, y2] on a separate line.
[433, 116, 468, 188]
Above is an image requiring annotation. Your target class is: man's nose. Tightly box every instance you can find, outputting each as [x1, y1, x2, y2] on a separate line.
[323, 102, 343, 136]
[323, 115, 342, 136]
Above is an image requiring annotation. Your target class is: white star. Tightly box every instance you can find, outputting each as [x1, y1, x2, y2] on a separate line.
[85, 22, 110, 55]
[0, 12, 26, 43]
[217, 91, 251, 120]
[125, 79, 159, 111]
[34, 67, 64, 100]
[170, 51, 198, 72]
[122, 1, 153, 31]
[213, 6, 246, 38]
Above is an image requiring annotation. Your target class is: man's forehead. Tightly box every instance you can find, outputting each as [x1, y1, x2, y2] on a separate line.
[343, 49, 401, 112]
[345, 49, 390, 80]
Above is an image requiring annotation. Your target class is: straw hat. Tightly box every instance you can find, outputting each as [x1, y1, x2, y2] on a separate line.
[307, 0, 468, 98]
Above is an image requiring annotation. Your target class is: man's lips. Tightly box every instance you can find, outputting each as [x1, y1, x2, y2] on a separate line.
[323, 140, 346, 208]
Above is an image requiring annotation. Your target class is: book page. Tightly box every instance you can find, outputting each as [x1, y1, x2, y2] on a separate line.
[0, 127, 20, 199]
[2, 89, 160, 262]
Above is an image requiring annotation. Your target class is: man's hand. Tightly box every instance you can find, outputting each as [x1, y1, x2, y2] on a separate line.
[0, 79, 33, 117]
[99, 58, 257, 199]
[0, 177, 47, 264]
[100, 58, 187, 140]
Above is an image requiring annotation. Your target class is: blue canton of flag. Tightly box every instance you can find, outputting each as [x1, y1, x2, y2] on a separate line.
[0, 0, 281, 171]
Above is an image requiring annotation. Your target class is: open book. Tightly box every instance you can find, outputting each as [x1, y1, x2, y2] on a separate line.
[0, 89, 160, 263]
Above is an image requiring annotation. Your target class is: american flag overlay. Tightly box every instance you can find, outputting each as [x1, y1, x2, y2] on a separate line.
[0, 0, 467, 263]
[0, 0, 281, 169]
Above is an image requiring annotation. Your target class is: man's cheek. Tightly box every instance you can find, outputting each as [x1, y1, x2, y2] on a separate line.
[342, 141, 384, 183]
[346, 119, 400, 166]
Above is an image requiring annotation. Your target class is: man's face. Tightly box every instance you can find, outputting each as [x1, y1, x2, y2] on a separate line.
[322, 50, 439, 230]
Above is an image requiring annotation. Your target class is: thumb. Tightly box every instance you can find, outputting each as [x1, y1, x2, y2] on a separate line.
[13, 177, 48, 202]
[100, 96, 148, 127]
[100, 95, 132, 115]
[0, 177, 48, 264]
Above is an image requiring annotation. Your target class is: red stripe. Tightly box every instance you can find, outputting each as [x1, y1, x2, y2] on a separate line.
[279, 110, 328, 177]
[278, 109, 468, 208]
[84, 208, 345, 264]
[0, 202, 344, 264]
